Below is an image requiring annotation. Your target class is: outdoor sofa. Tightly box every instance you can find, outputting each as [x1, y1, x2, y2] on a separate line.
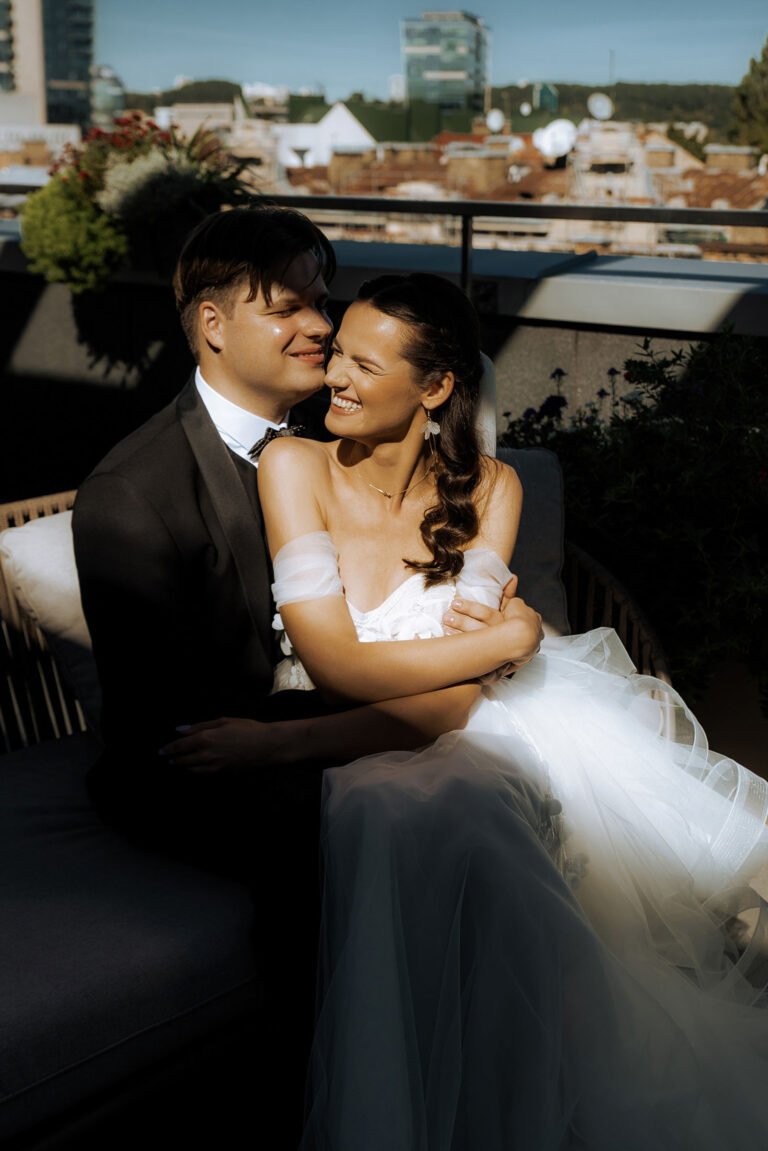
[0, 448, 669, 1149]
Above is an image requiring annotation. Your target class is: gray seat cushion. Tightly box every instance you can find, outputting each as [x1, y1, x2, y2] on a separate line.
[0, 734, 259, 1141]
[497, 447, 569, 635]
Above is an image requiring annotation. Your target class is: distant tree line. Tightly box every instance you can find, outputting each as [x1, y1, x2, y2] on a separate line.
[491, 82, 736, 139]
[127, 79, 735, 140]
[123, 80, 243, 116]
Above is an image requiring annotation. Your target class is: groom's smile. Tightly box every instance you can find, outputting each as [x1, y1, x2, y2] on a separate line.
[290, 345, 327, 366]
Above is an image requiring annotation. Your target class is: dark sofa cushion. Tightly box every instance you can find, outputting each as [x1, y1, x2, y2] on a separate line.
[0, 734, 259, 1141]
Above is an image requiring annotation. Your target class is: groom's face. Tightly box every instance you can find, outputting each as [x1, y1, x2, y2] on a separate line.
[202, 250, 332, 419]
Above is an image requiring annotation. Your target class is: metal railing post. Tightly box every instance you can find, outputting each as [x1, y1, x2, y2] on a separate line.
[460, 213, 473, 295]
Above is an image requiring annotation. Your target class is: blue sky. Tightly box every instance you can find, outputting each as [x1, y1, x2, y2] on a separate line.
[95, 0, 767, 99]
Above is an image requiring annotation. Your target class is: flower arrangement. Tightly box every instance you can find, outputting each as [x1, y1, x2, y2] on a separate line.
[21, 114, 254, 293]
[500, 330, 768, 708]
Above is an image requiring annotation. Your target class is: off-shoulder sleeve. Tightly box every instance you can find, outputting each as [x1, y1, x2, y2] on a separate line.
[271, 530, 344, 608]
[454, 548, 513, 610]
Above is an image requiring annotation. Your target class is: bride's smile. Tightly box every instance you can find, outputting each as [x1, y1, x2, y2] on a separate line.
[329, 394, 362, 413]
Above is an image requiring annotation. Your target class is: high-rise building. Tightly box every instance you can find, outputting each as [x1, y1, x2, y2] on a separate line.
[91, 65, 125, 129]
[42, 0, 94, 128]
[0, 0, 46, 123]
[0, 0, 13, 93]
[401, 11, 489, 113]
[0, 0, 93, 127]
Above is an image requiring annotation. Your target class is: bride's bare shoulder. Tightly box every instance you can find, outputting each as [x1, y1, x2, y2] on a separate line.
[473, 455, 523, 559]
[477, 454, 523, 508]
[257, 438, 339, 544]
[257, 435, 334, 485]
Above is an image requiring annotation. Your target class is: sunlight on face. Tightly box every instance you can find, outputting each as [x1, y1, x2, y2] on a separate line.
[324, 302, 426, 440]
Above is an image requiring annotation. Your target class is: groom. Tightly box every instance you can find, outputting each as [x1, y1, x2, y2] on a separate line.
[73, 205, 339, 865]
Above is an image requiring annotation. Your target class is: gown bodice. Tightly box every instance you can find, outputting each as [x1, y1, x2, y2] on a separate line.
[271, 531, 514, 689]
[272, 529, 510, 638]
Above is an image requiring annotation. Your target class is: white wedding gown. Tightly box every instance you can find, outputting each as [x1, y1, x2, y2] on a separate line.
[272, 532, 768, 1151]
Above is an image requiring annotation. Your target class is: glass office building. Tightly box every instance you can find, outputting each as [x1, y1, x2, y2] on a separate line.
[42, 0, 93, 127]
[401, 11, 489, 113]
[0, 0, 15, 93]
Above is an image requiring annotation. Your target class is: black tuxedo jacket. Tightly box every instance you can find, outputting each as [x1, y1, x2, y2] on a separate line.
[73, 377, 331, 839]
[75, 379, 334, 1108]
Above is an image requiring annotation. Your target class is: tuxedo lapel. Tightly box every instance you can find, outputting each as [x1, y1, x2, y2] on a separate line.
[177, 380, 273, 654]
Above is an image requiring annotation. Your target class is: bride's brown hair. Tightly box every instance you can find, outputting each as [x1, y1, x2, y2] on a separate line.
[356, 273, 485, 585]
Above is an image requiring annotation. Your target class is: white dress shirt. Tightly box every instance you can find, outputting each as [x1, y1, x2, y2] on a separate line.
[194, 368, 287, 467]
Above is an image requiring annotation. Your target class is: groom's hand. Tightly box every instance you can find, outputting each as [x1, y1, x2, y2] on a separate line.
[160, 717, 284, 772]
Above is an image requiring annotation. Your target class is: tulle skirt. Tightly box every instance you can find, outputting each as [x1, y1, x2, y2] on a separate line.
[301, 629, 768, 1150]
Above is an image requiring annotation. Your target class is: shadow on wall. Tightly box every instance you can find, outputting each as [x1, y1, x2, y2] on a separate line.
[0, 268, 194, 502]
[0, 249, 341, 502]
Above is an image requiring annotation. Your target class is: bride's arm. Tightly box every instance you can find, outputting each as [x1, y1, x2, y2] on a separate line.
[258, 440, 540, 704]
[279, 598, 532, 702]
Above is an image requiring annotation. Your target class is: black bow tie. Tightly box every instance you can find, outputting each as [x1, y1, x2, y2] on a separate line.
[248, 425, 307, 461]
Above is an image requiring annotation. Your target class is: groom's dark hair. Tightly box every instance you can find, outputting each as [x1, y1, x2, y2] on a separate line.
[173, 205, 336, 358]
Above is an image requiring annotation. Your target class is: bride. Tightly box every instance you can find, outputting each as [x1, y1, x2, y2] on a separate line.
[171, 273, 768, 1149]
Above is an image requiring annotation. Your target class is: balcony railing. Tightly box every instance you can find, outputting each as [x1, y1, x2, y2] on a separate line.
[269, 194, 768, 292]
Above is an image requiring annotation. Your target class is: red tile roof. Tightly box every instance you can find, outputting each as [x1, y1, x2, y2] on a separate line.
[674, 169, 768, 210]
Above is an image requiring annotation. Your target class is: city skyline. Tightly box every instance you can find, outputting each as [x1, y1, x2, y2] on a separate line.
[95, 0, 767, 100]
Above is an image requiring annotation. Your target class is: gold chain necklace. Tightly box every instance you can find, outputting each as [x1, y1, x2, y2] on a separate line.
[366, 462, 434, 500]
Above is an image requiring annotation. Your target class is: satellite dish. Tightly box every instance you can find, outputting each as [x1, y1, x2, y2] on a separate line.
[520, 101, 532, 117]
[486, 108, 505, 133]
[532, 118, 577, 159]
[587, 92, 614, 121]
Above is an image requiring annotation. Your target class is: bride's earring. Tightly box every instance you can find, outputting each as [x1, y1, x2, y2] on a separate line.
[422, 408, 440, 441]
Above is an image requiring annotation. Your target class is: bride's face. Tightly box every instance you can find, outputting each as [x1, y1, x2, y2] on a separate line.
[324, 302, 428, 440]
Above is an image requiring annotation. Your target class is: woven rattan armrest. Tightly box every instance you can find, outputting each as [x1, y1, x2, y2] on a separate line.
[564, 541, 671, 684]
[0, 490, 85, 752]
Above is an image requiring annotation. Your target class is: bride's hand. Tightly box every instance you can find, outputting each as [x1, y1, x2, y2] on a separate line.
[443, 575, 543, 678]
[443, 574, 519, 634]
[498, 595, 543, 671]
[159, 717, 288, 772]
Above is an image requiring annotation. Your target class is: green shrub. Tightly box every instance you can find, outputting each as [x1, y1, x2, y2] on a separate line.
[20, 114, 253, 292]
[500, 330, 768, 707]
[20, 176, 128, 294]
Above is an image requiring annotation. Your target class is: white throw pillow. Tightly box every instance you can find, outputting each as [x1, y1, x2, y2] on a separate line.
[0, 511, 101, 726]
